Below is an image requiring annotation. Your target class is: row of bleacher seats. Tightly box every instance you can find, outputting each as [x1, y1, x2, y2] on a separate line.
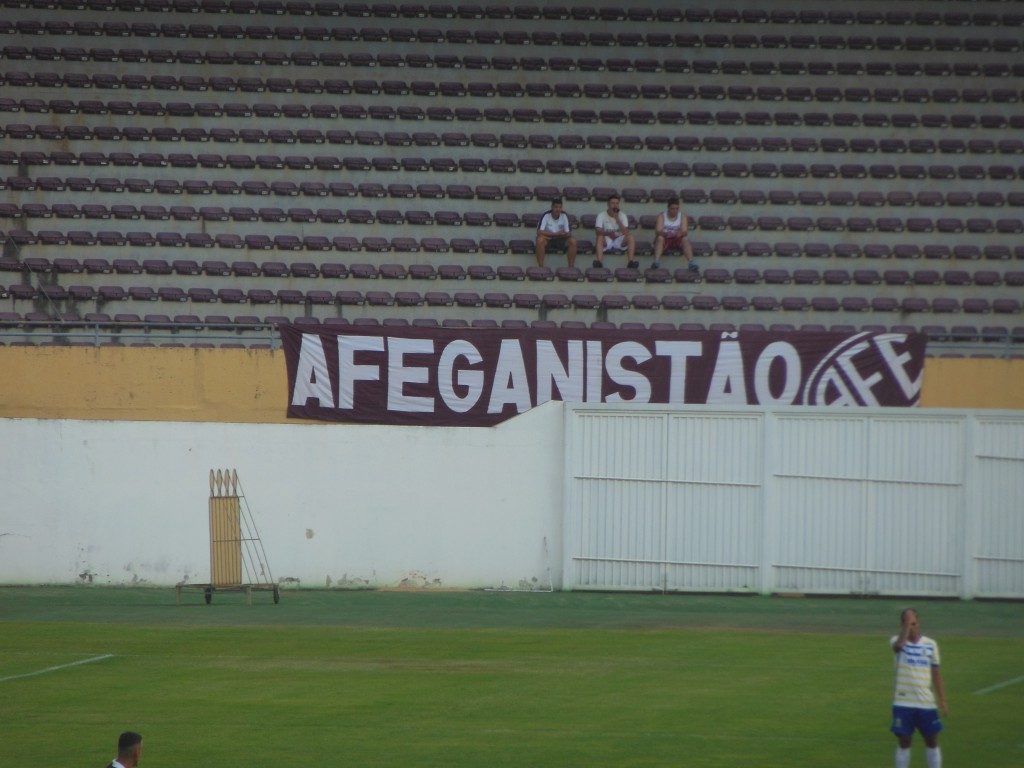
[6, 180, 1024, 215]
[9, 72, 1024, 99]
[1, 321, 1021, 344]
[6, 243, 1024, 275]
[5, 152, 1024, 181]
[5, 104, 1022, 134]
[6, 210, 1024, 233]
[3, 286, 1022, 315]
[6, 2, 1024, 27]
[7, 130, 1024, 154]
[8, 202, 1024, 224]
[6, 257, 1024, 285]
[6, 48, 1024, 76]
[4, 3, 1022, 28]
[6, 216, 1024, 246]
[5, 92, 1024, 117]
[4, 20, 1024, 51]
[7, 189, 1024, 212]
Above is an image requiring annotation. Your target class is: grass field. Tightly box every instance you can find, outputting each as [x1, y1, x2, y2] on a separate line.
[1, 587, 1022, 767]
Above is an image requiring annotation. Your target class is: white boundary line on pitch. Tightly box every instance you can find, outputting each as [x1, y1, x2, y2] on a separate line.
[974, 674, 1024, 696]
[0, 654, 115, 683]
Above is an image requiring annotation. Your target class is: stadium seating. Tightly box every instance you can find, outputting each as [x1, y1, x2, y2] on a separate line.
[0, 1, 1022, 352]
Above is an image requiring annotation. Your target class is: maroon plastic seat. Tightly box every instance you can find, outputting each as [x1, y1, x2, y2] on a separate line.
[962, 299, 990, 315]
[901, 298, 930, 313]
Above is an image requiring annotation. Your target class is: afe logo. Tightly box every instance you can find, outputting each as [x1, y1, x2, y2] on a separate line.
[804, 333, 923, 407]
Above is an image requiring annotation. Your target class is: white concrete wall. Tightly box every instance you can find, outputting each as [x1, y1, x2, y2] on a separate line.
[0, 404, 565, 588]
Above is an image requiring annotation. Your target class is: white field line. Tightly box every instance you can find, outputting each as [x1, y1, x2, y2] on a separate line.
[974, 674, 1024, 696]
[0, 654, 115, 683]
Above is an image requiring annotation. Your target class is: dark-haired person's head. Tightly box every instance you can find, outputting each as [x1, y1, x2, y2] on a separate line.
[117, 732, 143, 766]
[551, 198, 563, 215]
[607, 194, 620, 213]
[667, 197, 680, 215]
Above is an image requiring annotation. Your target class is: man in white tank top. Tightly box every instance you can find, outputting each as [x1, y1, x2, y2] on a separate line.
[653, 197, 696, 271]
[593, 194, 637, 269]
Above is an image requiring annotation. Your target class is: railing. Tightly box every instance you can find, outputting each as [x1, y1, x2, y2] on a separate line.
[0, 320, 283, 347]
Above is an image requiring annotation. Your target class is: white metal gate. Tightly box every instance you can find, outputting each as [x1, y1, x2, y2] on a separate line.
[563, 406, 1024, 598]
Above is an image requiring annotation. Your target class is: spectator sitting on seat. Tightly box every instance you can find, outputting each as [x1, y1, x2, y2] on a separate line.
[535, 197, 577, 268]
[653, 196, 697, 272]
[593, 194, 637, 269]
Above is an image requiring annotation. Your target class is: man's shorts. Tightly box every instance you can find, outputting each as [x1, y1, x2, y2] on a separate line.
[891, 706, 943, 737]
[543, 236, 569, 253]
[661, 234, 687, 252]
[600, 233, 628, 252]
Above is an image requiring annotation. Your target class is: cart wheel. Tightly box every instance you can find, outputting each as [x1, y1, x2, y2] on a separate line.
[273, 586, 280, 604]
[204, 587, 212, 605]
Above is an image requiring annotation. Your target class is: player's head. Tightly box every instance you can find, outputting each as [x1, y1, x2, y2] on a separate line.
[607, 194, 620, 213]
[900, 607, 920, 638]
[667, 197, 680, 216]
[551, 198, 563, 216]
[118, 732, 143, 766]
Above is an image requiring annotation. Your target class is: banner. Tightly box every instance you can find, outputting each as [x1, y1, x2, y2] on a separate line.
[282, 326, 926, 427]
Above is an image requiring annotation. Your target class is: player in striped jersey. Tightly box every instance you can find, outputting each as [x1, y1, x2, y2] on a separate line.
[891, 608, 948, 768]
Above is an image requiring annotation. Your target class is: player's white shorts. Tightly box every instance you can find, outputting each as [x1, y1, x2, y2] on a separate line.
[601, 233, 628, 252]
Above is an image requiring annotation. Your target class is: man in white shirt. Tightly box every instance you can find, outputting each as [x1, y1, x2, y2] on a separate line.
[891, 609, 947, 768]
[593, 194, 637, 269]
[534, 197, 577, 268]
[653, 196, 696, 272]
[106, 731, 143, 768]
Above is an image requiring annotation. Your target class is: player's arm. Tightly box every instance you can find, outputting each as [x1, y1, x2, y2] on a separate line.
[617, 214, 630, 236]
[654, 213, 665, 237]
[932, 665, 948, 716]
[893, 613, 913, 653]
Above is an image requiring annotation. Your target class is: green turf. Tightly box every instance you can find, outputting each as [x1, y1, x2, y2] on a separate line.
[1, 587, 1022, 767]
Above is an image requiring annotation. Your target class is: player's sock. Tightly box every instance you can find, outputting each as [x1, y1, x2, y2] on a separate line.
[895, 746, 911, 768]
[925, 747, 941, 768]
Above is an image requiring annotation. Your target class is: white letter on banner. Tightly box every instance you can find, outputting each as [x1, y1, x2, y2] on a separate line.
[707, 338, 749, 404]
[873, 334, 922, 402]
[337, 335, 385, 410]
[439, 340, 484, 413]
[536, 339, 584, 404]
[836, 342, 882, 406]
[585, 340, 603, 402]
[814, 368, 860, 406]
[753, 342, 801, 405]
[291, 333, 335, 408]
[605, 341, 652, 403]
[387, 337, 435, 413]
[654, 340, 702, 403]
[488, 338, 532, 414]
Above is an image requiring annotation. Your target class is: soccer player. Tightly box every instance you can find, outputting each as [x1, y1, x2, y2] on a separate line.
[106, 731, 143, 768]
[891, 608, 948, 768]
[593, 194, 637, 269]
[534, 197, 577, 268]
[652, 197, 696, 272]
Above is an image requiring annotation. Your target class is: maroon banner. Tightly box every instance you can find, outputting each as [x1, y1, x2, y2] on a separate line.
[282, 326, 926, 427]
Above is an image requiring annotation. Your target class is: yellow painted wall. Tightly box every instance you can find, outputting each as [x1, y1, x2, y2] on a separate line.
[0, 348, 294, 423]
[919, 357, 1024, 409]
[0, 348, 1022, 422]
